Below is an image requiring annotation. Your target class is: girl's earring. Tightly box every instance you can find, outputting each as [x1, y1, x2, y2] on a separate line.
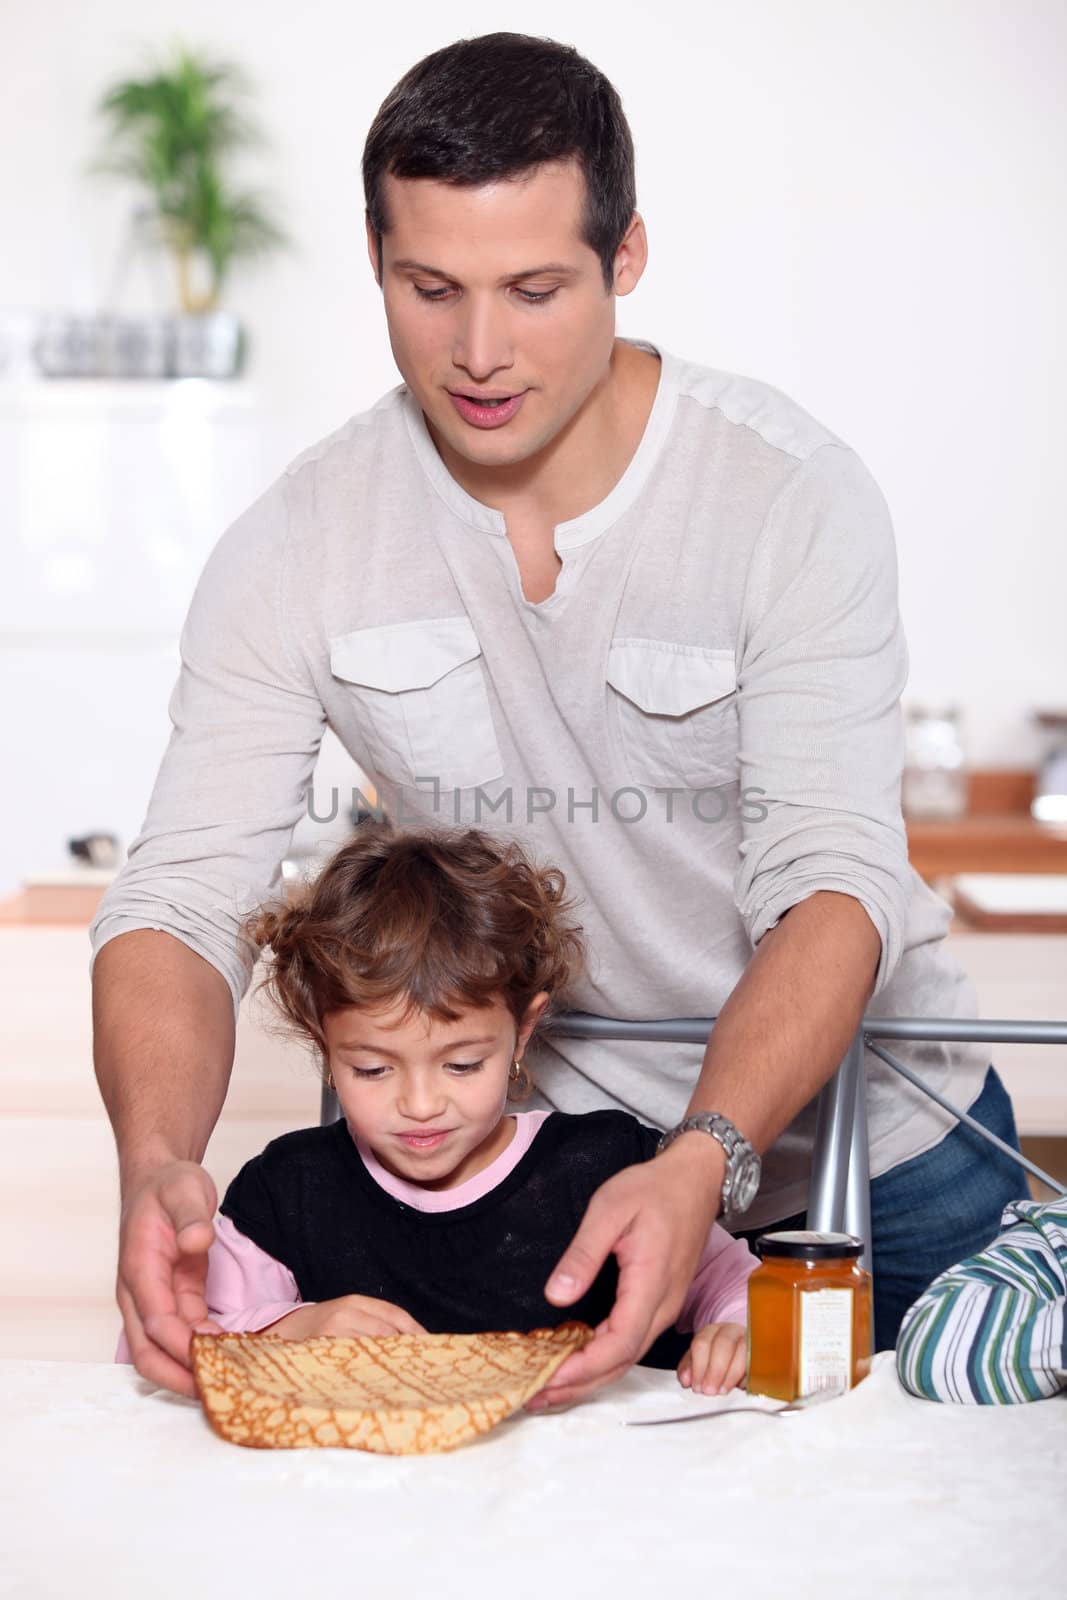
[508, 1058, 521, 1086]
[326, 1069, 335, 1091]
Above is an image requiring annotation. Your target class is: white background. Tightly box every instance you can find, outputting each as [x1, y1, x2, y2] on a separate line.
[1, 0, 1065, 892]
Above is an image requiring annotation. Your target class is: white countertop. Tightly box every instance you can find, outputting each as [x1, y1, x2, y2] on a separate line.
[2, 1353, 1063, 1599]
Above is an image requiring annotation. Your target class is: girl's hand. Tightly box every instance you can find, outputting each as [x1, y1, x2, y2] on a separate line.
[677, 1321, 747, 1395]
[270, 1296, 428, 1341]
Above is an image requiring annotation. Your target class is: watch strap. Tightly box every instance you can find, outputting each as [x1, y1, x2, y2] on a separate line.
[656, 1112, 759, 1216]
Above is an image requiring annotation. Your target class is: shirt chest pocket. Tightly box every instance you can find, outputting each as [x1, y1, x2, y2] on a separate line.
[329, 616, 503, 793]
[606, 638, 739, 790]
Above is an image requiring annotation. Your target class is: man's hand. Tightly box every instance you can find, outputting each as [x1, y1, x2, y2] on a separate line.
[117, 1160, 221, 1398]
[526, 1136, 724, 1410]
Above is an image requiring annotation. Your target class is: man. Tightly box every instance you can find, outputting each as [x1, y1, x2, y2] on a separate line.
[91, 32, 1025, 1406]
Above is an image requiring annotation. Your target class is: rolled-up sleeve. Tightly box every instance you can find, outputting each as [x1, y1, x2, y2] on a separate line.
[733, 443, 910, 995]
[88, 472, 327, 1021]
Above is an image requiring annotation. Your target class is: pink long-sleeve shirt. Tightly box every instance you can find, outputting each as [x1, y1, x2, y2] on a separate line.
[115, 1111, 757, 1363]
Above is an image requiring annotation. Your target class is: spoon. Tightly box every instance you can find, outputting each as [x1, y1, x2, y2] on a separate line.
[625, 1388, 844, 1426]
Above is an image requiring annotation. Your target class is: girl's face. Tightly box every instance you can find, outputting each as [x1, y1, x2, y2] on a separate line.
[323, 991, 548, 1190]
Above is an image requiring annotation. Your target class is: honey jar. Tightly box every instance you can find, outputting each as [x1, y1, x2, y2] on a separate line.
[746, 1231, 872, 1401]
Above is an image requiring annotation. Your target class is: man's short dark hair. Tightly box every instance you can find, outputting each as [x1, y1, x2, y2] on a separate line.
[362, 32, 636, 291]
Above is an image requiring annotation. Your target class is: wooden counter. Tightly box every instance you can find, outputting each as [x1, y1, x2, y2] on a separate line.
[907, 814, 1067, 879]
[907, 767, 1067, 882]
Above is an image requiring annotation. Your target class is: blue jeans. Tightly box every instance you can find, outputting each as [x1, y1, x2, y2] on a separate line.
[737, 1065, 1029, 1351]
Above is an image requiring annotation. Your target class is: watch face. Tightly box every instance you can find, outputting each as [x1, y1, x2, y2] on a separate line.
[732, 1152, 761, 1213]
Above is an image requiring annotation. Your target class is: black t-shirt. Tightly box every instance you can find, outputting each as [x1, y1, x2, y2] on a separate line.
[220, 1109, 690, 1370]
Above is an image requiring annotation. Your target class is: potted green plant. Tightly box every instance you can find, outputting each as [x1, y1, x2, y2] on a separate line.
[86, 43, 289, 375]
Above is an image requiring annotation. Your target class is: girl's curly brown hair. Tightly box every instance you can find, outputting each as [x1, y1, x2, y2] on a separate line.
[241, 822, 586, 1098]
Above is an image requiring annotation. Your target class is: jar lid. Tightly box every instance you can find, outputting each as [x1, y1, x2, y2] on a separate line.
[756, 1229, 864, 1261]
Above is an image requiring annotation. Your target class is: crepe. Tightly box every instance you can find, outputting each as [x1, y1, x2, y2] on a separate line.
[190, 1322, 594, 1454]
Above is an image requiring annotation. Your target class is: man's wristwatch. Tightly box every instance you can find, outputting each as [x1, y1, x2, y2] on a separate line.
[656, 1112, 761, 1218]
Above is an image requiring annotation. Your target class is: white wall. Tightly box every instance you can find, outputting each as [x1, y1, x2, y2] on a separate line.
[2, 0, 1065, 889]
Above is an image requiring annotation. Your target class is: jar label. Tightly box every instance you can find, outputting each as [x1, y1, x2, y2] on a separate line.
[799, 1287, 853, 1396]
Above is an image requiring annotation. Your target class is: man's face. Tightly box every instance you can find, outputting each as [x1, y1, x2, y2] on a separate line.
[368, 160, 639, 473]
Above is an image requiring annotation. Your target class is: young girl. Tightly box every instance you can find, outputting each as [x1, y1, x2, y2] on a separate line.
[117, 825, 756, 1395]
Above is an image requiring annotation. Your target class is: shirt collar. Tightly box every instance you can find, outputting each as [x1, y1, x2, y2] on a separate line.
[402, 338, 681, 550]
